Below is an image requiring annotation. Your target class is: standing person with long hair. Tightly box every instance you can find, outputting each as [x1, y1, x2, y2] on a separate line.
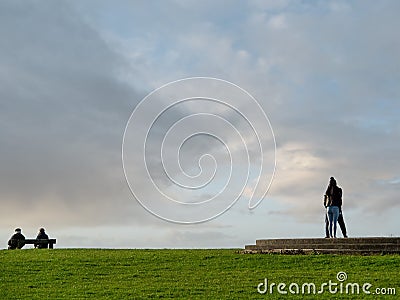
[324, 177, 342, 238]
[324, 177, 348, 238]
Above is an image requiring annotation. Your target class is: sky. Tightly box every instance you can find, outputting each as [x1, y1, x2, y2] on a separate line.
[1, 0, 399, 248]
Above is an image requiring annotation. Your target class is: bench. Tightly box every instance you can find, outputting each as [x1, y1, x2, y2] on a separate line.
[10, 239, 57, 249]
[26, 238, 56, 249]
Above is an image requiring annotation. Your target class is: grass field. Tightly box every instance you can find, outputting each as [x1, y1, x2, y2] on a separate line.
[0, 249, 398, 299]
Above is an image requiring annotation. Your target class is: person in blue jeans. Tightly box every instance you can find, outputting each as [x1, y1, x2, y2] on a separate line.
[324, 208, 347, 238]
[324, 178, 348, 238]
[324, 177, 342, 238]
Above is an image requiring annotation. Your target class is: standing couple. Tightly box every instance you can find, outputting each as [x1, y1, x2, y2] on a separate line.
[324, 177, 348, 238]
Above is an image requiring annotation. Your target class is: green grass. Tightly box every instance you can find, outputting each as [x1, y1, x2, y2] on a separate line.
[0, 249, 398, 299]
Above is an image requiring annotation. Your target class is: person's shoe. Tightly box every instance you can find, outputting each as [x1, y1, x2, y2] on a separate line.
[343, 235, 348, 238]
[324, 236, 330, 238]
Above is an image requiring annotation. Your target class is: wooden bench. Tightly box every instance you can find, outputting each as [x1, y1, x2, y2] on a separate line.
[10, 238, 57, 249]
[26, 238, 56, 249]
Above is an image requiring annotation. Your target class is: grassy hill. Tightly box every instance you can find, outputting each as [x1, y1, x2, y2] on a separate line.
[0, 249, 398, 299]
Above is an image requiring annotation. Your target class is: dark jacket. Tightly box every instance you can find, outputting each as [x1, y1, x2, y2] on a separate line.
[8, 232, 26, 249]
[325, 185, 342, 207]
[35, 232, 49, 249]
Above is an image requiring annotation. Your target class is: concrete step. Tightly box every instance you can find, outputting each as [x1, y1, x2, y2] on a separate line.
[255, 237, 400, 246]
[243, 248, 400, 255]
[245, 243, 400, 251]
[245, 237, 400, 255]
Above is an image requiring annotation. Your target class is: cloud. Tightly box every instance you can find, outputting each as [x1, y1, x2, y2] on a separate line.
[1, 0, 399, 247]
[0, 0, 143, 228]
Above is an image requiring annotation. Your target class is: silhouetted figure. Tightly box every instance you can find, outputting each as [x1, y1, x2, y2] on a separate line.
[324, 177, 343, 238]
[35, 228, 49, 249]
[324, 177, 348, 237]
[8, 228, 26, 249]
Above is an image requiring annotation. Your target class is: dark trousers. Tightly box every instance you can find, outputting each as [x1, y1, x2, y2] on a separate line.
[325, 211, 347, 237]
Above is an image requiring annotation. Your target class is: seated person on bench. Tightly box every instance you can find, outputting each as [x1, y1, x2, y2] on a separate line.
[8, 228, 26, 249]
[35, 228, 49, 249]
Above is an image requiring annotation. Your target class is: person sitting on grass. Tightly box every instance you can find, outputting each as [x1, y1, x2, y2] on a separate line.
[8, 228, 26, 249]
[35, 228, 49, 249]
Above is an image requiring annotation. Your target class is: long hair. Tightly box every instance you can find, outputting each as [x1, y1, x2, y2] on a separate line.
[326, 177, 337, 197]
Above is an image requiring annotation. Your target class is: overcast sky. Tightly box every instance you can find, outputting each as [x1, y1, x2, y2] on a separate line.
[1, 0, 399, 248]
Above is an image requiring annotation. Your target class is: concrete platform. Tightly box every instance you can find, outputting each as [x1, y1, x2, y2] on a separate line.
[244, 237, 400, 255]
